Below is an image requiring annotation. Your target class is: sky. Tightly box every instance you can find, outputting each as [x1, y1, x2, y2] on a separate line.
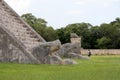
[4, 0, 120, 29]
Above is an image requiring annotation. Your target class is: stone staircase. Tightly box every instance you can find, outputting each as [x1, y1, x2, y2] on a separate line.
[0, 0, 46, 52]
[0, 0, 78, 64]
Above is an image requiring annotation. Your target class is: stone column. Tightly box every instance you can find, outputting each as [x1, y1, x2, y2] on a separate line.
[70, 33, 81, 47]
[70, 33, 81, 54]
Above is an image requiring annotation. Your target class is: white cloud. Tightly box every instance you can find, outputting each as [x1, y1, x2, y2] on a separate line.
[102, 0, 120, 7]
[67, 10, 82, 15]
[75, 0, 96, 5]
[5, 0, 31, 14]
[107, 0, 120, 2]
[103, 3, 111, 7]
[75, 1, 85, 5]
[75, 0, 120, 5]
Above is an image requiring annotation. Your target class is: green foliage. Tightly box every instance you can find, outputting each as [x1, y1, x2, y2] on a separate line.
[43, 27, 58, 41]
[21, 13, 120, 49]
[21, 13, 57, 41]
[57, 18, 120, 49]
[96, 37, 111, 49]
[56, 23, 91, 44]
[0, 56, 120, 80]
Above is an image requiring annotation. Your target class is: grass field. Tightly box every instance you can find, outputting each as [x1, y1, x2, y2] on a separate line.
[0, 56, 120, 80]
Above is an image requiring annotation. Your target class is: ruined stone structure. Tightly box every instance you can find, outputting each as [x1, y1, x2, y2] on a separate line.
[70, 33, 81, 54]
[56, 33, 89, 60]
[0, 0, 46, 63]
[70, 33, 81, 44]
[0, 0, 88, 64]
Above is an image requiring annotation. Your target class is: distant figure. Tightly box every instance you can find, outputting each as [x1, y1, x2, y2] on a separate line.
[88, 50, 91, 57]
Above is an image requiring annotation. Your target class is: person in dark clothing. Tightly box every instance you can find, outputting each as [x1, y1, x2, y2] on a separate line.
[88, 50, 91, 57]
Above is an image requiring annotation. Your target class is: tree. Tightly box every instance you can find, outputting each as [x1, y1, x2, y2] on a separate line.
[96, 37, 111, 49]
[21, 14, 120, 49]
[56, 22, 92, 47]
[21, 13, 57, 41]
[56, 28, 66, 44]
[110, 17, 120, 25]
[43, 27, 58, 41]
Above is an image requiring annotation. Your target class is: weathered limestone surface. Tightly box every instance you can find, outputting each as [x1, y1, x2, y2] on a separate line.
[63, 59, 77, 65]
[44, 55, 63, 64]
[55, 33, 89, 60]
[56, 43, 89, 60]
[32, 40, 62, 64]
[0, 0, 46, 50]
[68, 53, 89, 60]
[0, 0, 80, 65]
[0, 26, 31, 63]
[70, 33, 79, 38]
[57, 43, 81, 57]
[0, 0, 44, 64]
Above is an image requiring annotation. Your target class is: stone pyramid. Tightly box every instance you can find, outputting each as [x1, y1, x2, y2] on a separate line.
[0, 0, 49, 63]
[0, 0, 83, 64]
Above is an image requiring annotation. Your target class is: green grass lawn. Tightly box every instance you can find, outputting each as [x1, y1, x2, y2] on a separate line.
[0, 56, 120, 80]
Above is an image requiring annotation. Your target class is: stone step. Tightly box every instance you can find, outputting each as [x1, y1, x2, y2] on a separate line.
[0, 2, 43, 49]
[14, 34, 41, 42]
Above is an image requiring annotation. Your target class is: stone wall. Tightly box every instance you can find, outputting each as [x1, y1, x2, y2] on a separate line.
[0, 0, 78, 65]
[81, 49, 120, 55]
[0, 0, 46, 51]
[0, 0, 43, 64]
[0, 26, 32, 63]
[70, 38, 81, 44]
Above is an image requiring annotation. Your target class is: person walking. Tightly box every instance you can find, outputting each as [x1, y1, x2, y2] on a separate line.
[88, 50, 91, 57]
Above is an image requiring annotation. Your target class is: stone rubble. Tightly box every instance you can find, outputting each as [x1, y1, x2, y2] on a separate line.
[0, 0, 89, 65]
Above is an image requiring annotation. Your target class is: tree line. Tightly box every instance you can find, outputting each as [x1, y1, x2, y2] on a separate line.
[21, 13, 120, 49]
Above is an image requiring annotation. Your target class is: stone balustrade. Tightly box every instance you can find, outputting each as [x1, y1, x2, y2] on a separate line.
[81, 49, 120, 55]
[0, 1, 43, 50]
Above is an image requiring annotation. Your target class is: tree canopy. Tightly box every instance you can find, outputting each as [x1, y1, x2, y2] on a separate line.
[21, 13, 58, 41]
[21, 13, 120, 49]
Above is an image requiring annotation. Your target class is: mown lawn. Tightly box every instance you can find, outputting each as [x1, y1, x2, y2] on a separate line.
[0, 56, 120, 80]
